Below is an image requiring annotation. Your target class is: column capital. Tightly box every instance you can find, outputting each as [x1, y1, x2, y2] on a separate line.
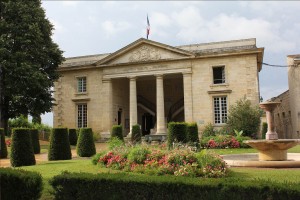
[155, 74, 164, 78]
[128, 76, 137, 80]
[102, 78, 112, 83]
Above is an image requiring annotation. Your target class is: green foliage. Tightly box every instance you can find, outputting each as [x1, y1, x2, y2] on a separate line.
[32, 115, 41, 124]
[30, 129, 40, 154]
[131, 124, 141, 144]
[10, 128, 36, 167]
[167, 122, 187, 149]
[9, 115, 32, 129]
[226, 98, 261, 138]
[108, 136, 125, 150]
[111, 125, 124, 141]
[68, 128, 78, 145]
[127, 146, 151, 164]
[48, 128, 71, 161]
[262, 122, 268, 139]
[202, 123, 215, 137]
[0, 0, 64, 132]
[77, 128, 96, 157]
[91, 151, 106, 165]
[186, 123, 199, 143]
[0, 128, 8, 158]
[50, 171, 300, 200]
[0, 168, 43, 200]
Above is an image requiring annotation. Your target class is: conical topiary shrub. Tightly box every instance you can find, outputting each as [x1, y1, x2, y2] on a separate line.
[48, 128, 72, 161]
[76, 128, 96, 157]
[69, 128, 78, 146]
[30, 129, 40, 154]
[0, 128, 8, 159]
[10, 128, 36, 167]
[186, 123, 199, 143]
[111, 125, 123, 141]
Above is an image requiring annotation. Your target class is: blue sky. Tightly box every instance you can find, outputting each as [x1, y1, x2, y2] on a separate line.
[40, 1, 300, 126]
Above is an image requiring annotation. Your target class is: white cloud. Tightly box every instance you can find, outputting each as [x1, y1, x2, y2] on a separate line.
[101, 20, 132, 37]
[61, 1, 79, 7]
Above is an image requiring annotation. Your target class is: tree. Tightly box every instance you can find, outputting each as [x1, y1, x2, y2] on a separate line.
[0, 0, 64, 134]
[226, 98, 262, 138]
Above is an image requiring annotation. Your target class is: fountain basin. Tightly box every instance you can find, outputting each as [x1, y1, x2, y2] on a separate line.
[222, 153, 300, 168]
[244, 139, 300, 161]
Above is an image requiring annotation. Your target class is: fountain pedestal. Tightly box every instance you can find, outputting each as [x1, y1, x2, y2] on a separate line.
[244, 102, 300, 161]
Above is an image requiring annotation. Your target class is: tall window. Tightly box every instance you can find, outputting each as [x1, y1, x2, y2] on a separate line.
[77, 77, 86, 93]
[213, 66, 225, 84]
[77, 104, 87, 128]
[214, 97, 227, 124]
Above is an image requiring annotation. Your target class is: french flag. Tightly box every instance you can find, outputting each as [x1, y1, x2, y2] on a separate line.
[146, 14, 150, 39]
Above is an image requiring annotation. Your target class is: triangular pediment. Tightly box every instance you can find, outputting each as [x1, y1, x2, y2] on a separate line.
[96, 38, 194, 65]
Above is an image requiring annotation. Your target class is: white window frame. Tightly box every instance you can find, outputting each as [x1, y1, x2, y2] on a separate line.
[77, 104, 87, 128]
[212, 66, 225, 84]
[77, 77, 87, 93]
[213, 96, 227, 124]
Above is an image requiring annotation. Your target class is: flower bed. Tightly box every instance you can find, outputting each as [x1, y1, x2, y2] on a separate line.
[94, 144, 227, 178]
[201, 134, 251, 149]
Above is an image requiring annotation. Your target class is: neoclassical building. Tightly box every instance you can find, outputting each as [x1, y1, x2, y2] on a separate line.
[53, 38, 264, 137]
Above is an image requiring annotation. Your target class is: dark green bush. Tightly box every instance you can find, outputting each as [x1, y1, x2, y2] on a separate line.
[77, 128, 96, 157]
[0, 128, 8, 158]
[131, 124, 141, 143]
[10, 128, 36, 167]
[0, 168, 43, 200]
[50, 172, 300, 200]
[30, 129, 40, 154]
[167, 122, 187, 149]
[111, 125, 123, 141]
[262, 122, 268, 139]
[69, 128, 78, 145]
[48, 128, 72, 161]
[226, 98, 261, 138]
[186, 123, 199, 143]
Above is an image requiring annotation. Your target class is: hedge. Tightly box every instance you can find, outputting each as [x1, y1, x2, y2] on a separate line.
[50, 172, 300, 200]
[48, 128, 72, 161]
[186, 123, 199, 143]
[131, 124, 141, 144]
[111, 125, 123, 141]
[77, 128, 96, 157]
[0, 128, 8, 158]
[0, 168, 43, 200]
[30, 129, 40, 154]
[10, 128, 36, 167]
[262, 122, 268, 139]
[167, 122, 187, 149]
[69, 128, 78, 145]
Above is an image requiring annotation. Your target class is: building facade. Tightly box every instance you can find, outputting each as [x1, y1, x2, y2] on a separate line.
[287, 55, 300, 138]
[53, 38, 264, 137]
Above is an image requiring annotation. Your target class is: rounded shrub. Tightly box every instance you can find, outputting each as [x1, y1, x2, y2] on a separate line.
[69, 128, 78, 146]
[131, 124, 141, 144]
[10, 128, 36, 167]
[127, 146, 150, 164]
[187, 123, 199, 143]
[30, 129, 40, 154]
[48, 128, 72, 161]
[0, 128, 8, 159]
[111, 125, 123, 141]
[77, 128, 96, 157]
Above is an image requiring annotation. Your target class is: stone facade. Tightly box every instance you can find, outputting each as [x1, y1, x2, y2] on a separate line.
[53, 38, 264, 136]
[288, 55, 300, 138]
[271, 90, 293, 139]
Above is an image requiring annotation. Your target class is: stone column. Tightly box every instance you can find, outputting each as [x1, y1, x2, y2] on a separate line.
[183, 72, 193, 122]
[102, 79, 113, 133]
[156, 74, 166, 134]
[128, 76, 137, 137]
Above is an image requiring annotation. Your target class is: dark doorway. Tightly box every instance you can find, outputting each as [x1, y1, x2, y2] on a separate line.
[142, 113, 154, 135]
[118, 109, 122, 125]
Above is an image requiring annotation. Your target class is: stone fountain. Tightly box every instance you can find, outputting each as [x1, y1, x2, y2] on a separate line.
[223, 101, 300, 167]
